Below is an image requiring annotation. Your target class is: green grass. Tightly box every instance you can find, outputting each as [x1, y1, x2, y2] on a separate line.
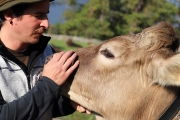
[60, 111, 95, 120]
[48, 39, 89, 51]
[49, 39, 96, 120]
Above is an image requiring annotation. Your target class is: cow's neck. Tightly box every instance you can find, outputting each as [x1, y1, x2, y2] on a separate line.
[159, 91, 180, 120]
[140, 85, 179, 120]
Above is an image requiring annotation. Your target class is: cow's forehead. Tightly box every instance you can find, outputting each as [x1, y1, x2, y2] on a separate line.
[100, 36, 132, 50]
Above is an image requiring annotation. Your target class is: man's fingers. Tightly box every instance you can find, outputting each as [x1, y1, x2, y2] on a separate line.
[77, 106, 86, 112]
[62, 52, 78, 69]
[77, 106, 92, 114]
[48, 52, 65, 63]
[66, 60, 79, 75]
[58, 51, 75, 65]
[86, 110, 92, 115]
[42, 50, 79, 86]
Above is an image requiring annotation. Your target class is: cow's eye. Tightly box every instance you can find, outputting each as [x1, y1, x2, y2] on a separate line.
[100, 49, 114, 59]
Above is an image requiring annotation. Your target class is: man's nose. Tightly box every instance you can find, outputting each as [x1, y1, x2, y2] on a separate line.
[40, 17, 50, 29]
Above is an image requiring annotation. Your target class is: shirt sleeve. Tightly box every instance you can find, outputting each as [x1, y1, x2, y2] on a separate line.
[52, 95, 75, 118]
[0, 76, 74, 120]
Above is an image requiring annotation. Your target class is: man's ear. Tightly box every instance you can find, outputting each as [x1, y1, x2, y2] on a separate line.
[3, 9, 14, 22]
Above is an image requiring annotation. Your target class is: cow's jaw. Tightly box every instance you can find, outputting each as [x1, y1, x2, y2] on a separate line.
[61, 82, 106, 119]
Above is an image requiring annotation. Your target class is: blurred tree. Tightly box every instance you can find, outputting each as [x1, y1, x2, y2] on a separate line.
[49, 0, 179, 40]
[58, 0, 113, 39]
[108, 0, 179, 35]
[47, 23, 61, 34]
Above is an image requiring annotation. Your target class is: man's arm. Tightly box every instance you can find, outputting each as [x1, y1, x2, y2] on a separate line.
[0, 77, 60, 120]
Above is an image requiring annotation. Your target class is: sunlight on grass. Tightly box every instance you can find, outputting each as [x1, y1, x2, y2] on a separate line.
[48, 39, 89, 51]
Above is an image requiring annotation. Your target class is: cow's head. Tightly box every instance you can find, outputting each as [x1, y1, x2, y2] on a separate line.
[61, 22, 180, 120]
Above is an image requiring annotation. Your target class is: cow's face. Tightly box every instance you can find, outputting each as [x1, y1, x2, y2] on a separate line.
[61, 22, 180, 119]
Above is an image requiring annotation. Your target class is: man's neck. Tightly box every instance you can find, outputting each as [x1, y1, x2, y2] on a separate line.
[0, 29, 29, 51]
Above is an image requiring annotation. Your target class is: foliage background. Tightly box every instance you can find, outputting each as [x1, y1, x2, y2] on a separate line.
[48, 0, 180, 41]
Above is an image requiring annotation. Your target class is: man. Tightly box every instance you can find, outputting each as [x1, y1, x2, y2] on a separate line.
[0, 0, 90, 119]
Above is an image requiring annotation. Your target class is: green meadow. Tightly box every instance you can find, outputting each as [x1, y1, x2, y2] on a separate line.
[48, 39, 89, 51]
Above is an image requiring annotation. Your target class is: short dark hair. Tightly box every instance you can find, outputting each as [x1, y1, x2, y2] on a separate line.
[0, 3, 30, 28]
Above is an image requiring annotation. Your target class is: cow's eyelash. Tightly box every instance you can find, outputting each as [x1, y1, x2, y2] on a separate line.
[100, 49, 114, 58]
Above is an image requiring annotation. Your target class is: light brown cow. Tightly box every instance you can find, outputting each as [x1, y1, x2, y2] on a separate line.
[61, 22, 180, 120]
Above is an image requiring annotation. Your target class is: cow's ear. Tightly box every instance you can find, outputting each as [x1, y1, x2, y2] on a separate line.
[138, 22, 179, 52]
[153, 53, 180, 86]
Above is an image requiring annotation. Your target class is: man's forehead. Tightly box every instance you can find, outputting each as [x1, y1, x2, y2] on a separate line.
[23, 0, 50, 14]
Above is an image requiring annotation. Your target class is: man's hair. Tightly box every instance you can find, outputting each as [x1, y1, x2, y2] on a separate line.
[0, 3, 30, 28]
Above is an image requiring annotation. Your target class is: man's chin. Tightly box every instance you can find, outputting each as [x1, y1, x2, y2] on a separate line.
[31, 37, 39, 44]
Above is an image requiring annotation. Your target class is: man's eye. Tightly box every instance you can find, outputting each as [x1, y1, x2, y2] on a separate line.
[33, 14, 47, 19]
[34, 14, 43, 17]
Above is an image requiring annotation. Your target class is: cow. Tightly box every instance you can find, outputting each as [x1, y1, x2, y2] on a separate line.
[58, 22, 180, 120]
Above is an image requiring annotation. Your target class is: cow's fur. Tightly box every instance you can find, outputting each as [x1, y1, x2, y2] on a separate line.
[61, 22, 180, 120]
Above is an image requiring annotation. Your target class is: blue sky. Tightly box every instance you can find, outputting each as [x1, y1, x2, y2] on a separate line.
[48, 0, 88, 25]
[48, 0, 64, 24]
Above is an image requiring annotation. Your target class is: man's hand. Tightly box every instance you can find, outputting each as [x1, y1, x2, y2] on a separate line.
[70, 100, 92, 115]
[42, 51, 79, 86]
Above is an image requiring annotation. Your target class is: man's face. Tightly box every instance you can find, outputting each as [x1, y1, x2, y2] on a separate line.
[12, 0, 50, 45]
